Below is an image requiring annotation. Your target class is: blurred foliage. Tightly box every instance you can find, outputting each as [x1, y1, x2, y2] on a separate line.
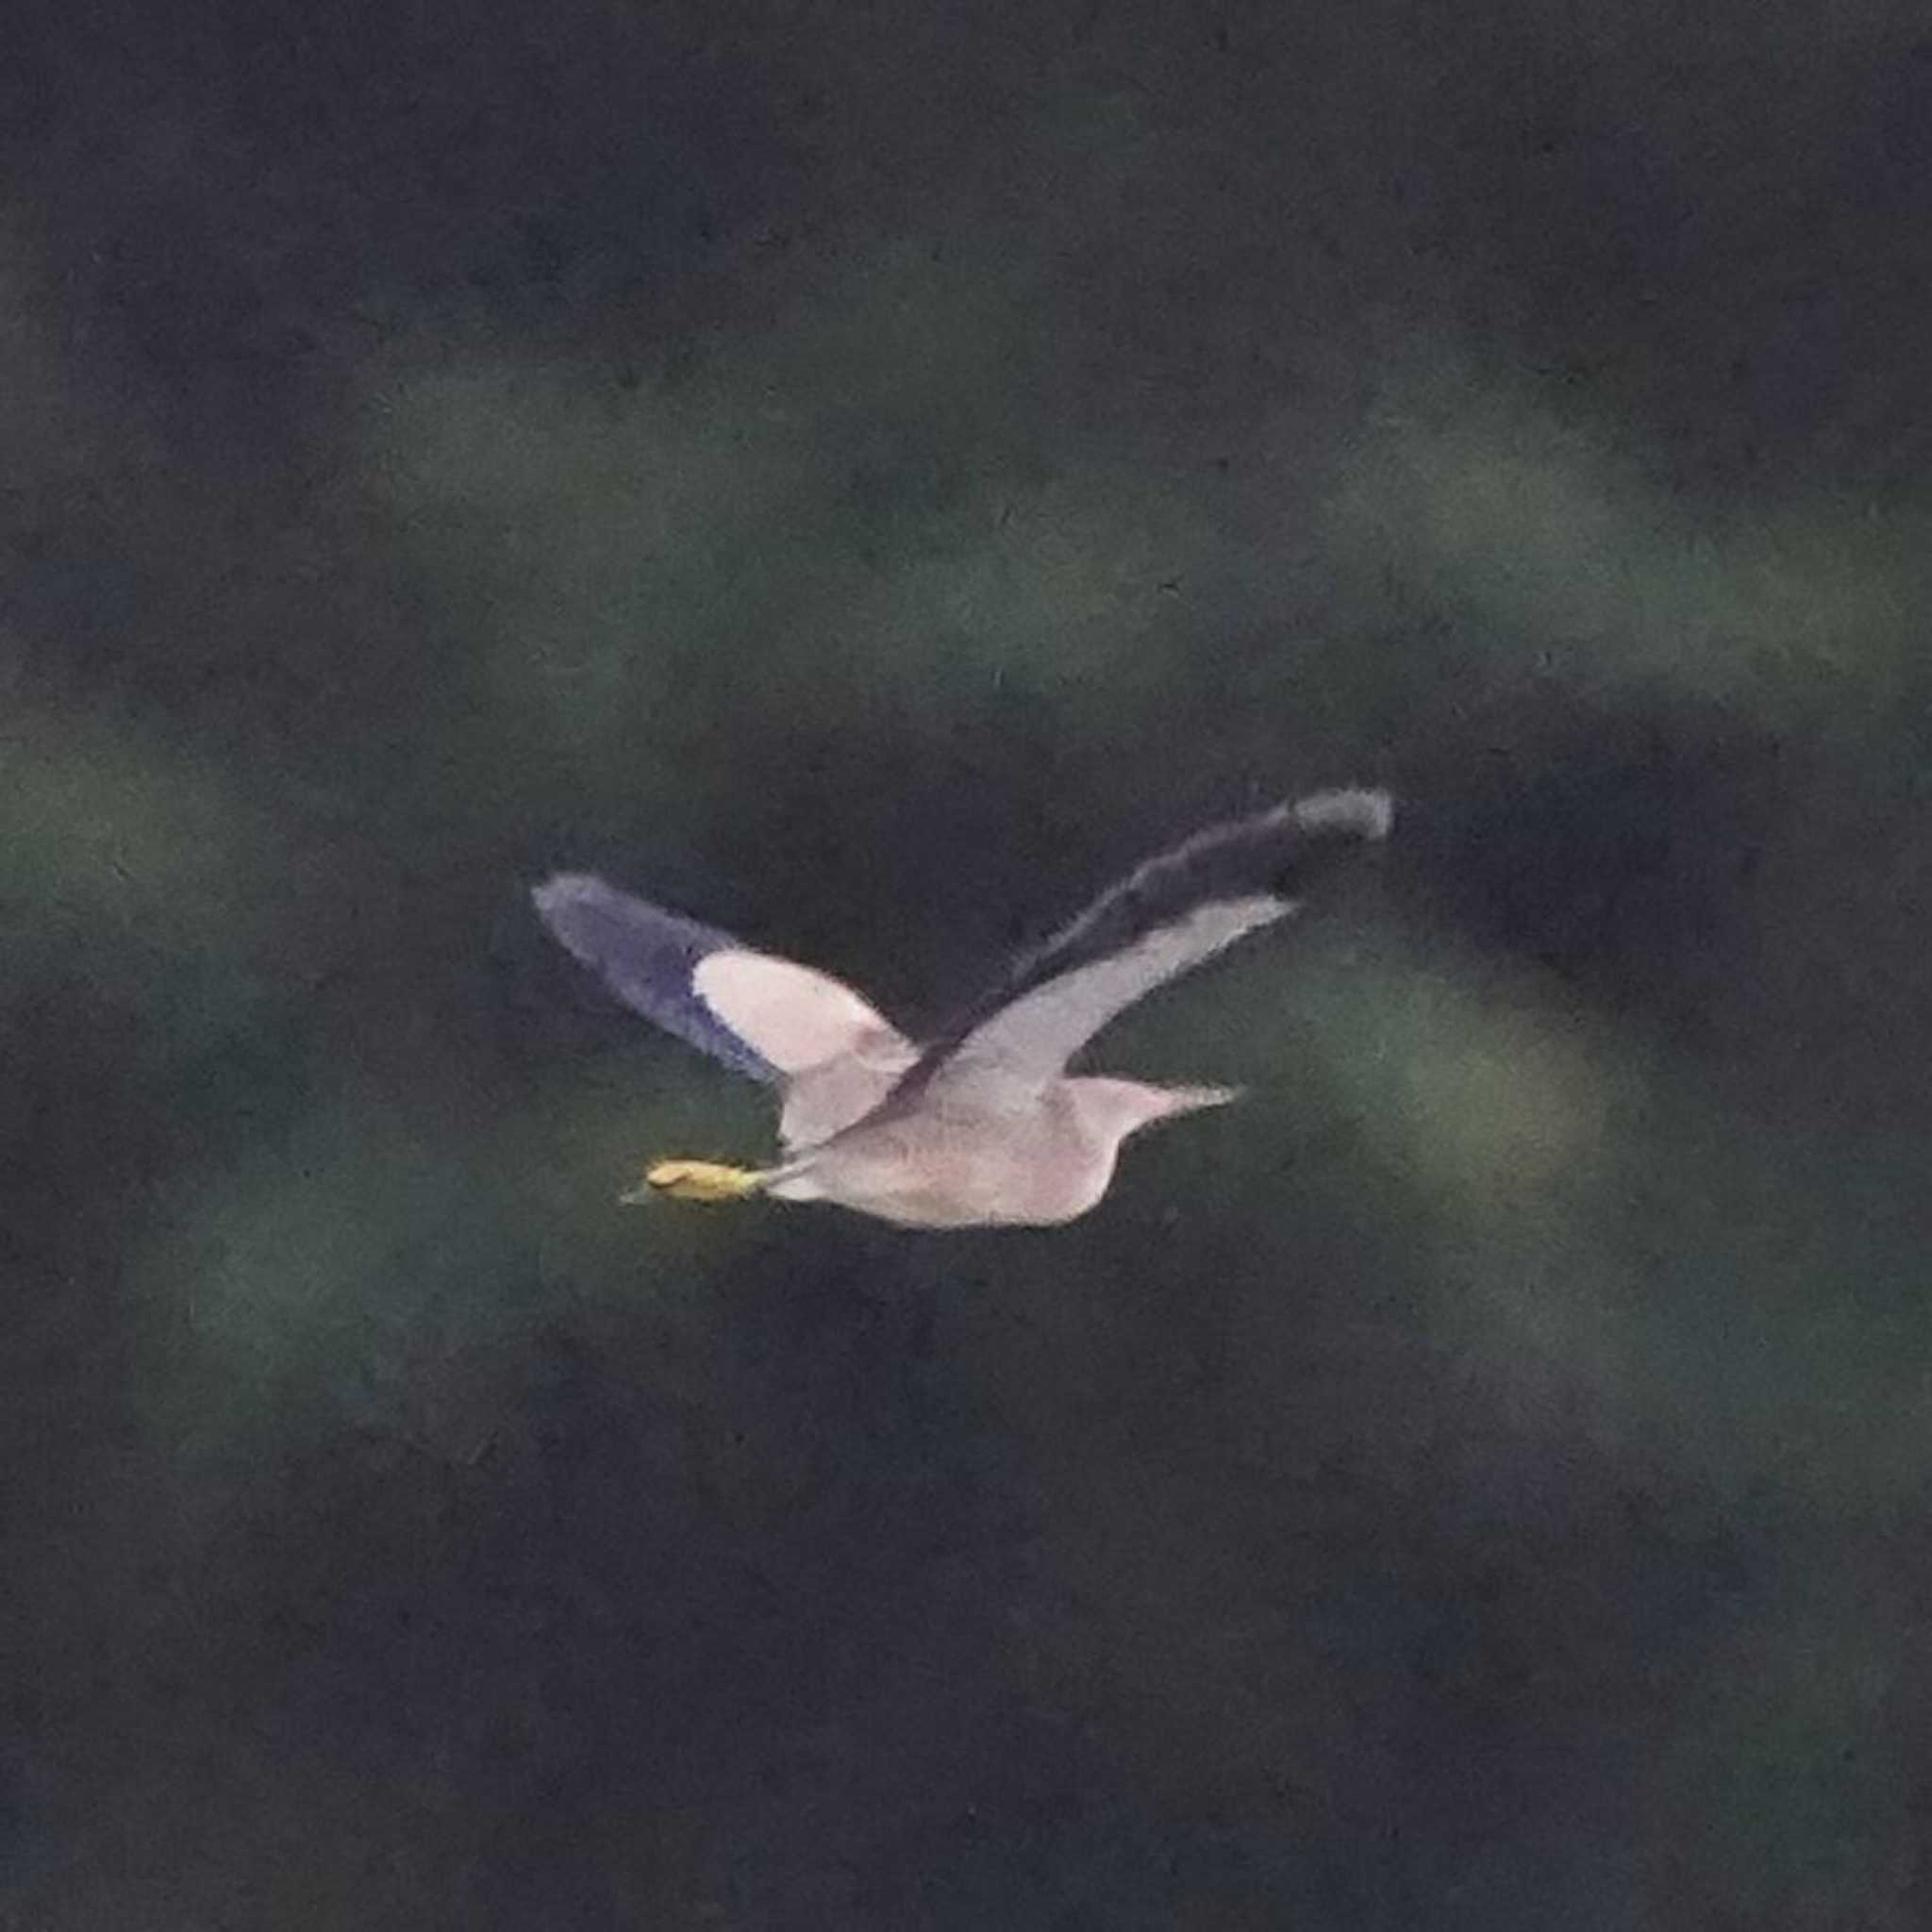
[3, 0, 1931, 1925]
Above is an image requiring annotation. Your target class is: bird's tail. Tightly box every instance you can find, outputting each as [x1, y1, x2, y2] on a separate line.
[1155, 1082, 1243, 1116]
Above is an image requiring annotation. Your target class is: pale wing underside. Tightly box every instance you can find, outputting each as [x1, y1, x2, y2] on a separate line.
[934, 894, 1291, 1088]
[891, 787, 1393, 1102]
[777, 1041, 919, 1151]
[692, 951, 908, 1075]
[533, 874, 908, 1081]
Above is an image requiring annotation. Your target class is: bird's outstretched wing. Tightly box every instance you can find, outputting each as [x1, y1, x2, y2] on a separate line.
[892, 787, 1392, 1097]
[533, 874, 908, 1079]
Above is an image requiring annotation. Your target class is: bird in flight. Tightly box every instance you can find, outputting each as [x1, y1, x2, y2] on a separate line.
[533, 786, 1391, 1229]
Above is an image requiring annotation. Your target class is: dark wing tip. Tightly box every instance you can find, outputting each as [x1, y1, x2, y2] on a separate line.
[531, 872, 603, 918]
[1284, 786, 1394, 841]
[529, 873, 625, 964]
[528, 871, 783, 1081]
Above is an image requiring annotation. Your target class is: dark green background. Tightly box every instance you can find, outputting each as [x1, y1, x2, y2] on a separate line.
[4, 2, 1929, 1924]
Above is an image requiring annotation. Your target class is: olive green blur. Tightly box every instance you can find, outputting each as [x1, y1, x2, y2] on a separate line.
[4, 1, 1931, 1924]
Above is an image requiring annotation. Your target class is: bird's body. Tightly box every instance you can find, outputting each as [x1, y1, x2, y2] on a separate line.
[763, 1074, 1236, 1227]
[534, 786, 1391, 1229]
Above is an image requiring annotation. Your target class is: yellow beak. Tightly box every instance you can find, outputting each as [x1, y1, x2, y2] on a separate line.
[624, 1158, 766, 1205]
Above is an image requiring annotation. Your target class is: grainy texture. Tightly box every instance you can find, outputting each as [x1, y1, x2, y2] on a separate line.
[4, 0, 1931, 1924]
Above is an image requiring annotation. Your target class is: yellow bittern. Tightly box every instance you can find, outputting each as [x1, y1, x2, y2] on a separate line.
[534, 786, 1391, 1228]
